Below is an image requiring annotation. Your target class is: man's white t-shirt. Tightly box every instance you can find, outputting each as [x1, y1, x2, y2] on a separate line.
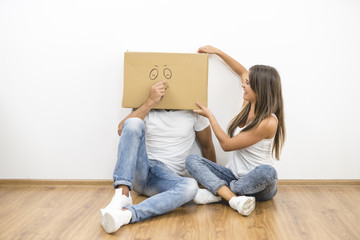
[144, 110, 209, 176]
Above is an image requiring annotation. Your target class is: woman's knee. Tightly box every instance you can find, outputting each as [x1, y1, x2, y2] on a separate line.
[252, 165, 278, 201]
[185, 154, 201, 171]
[255, 180, 278, 202]
[255, 165, 278, 182]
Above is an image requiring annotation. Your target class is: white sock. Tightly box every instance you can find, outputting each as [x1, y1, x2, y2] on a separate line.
[100, 188, 132, 225]
[229, 196, 256, 216]
[194, 188, 222, 204]
[101, 209, 132, 234]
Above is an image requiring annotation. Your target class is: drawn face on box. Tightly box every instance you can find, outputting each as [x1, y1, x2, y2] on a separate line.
[122, 52, 208, 110]
[149, 65, 172, 89]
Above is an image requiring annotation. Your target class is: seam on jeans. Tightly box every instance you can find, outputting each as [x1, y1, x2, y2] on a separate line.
[201, 158, 234, 184]
[149, 161, 180, 182]
[246, 178, 278, 195]
[196, 157, 232, 194]
[253, 166, 278, 192]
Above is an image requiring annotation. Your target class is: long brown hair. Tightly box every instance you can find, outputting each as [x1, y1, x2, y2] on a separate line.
[227, 65, 285, 160]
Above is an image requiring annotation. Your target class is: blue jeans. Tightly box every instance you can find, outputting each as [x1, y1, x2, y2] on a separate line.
[113, 118, 198, 223]
[186, 154, 278, 202]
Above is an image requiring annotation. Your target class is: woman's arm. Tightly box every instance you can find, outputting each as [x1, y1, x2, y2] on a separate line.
[118, 81, 167, 136]
[198, 45, 248, 84]
[198, 45, 249, 107]
[194, 102, 277, 152]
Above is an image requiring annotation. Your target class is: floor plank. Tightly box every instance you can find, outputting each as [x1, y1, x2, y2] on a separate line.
[0, 184, 359, 240]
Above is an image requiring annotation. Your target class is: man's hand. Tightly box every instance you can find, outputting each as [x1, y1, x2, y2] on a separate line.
[117, 80, 167, 136]
[148, 80, 167, 106]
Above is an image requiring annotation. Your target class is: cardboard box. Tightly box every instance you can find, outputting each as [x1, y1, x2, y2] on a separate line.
[122, 52, 208, 110]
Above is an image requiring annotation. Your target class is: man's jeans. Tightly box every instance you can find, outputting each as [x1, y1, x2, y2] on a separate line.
[113, 118, 198, 223]
[186, 154, 278, 201]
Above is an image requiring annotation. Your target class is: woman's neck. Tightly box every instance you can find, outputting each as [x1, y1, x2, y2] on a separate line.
[248, 102, 256, 119]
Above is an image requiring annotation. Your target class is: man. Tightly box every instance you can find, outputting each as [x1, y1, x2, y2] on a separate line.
[100, 80, 216, 233]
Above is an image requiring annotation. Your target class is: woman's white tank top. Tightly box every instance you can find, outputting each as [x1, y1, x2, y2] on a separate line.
[226, 114, 278, 179]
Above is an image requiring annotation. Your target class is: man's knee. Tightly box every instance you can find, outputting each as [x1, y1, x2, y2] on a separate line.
[123, 118, 145, 136]
[181, 178, 199, 201]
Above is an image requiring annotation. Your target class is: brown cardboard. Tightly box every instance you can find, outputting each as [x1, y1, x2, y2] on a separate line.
[122, 52, 208, 110]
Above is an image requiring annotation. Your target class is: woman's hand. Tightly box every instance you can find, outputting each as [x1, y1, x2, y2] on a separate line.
[193, 102, 213, 119]
[197, 45, 220, 54]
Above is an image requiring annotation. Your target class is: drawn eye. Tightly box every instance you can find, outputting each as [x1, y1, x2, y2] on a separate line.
[163, 68, 172, 79]
[149, 69, 158, 80]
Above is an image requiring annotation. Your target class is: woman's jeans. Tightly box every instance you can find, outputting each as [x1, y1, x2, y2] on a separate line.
[186, 154, 278, 202]
[113, 118, 198, 223]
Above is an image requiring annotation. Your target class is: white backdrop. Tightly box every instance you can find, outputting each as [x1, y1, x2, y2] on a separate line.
[1, 0, 359, 179]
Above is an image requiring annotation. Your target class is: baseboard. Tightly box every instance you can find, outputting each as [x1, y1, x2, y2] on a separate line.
[278, 179, 360, 185]
[1, 179, 360, 186]
[0, 179, 113, 186]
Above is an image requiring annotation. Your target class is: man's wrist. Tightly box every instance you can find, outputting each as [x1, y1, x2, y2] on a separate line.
[144, 98, 157, 109]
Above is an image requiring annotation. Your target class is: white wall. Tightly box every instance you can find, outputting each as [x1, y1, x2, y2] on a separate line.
[1, 0, 359, 179]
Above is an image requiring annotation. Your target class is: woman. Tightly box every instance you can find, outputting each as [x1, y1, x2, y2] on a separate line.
[186, 45, 285, 216]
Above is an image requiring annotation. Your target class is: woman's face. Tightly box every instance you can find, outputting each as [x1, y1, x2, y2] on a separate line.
[242, 72, 257, 103]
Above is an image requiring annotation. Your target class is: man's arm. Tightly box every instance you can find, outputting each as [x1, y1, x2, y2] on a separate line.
[118, 81, 167, 136]
[196, 126, 216, 163]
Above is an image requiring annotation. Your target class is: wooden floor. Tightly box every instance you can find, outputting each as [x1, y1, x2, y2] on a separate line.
[0, 183, 359, 240]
